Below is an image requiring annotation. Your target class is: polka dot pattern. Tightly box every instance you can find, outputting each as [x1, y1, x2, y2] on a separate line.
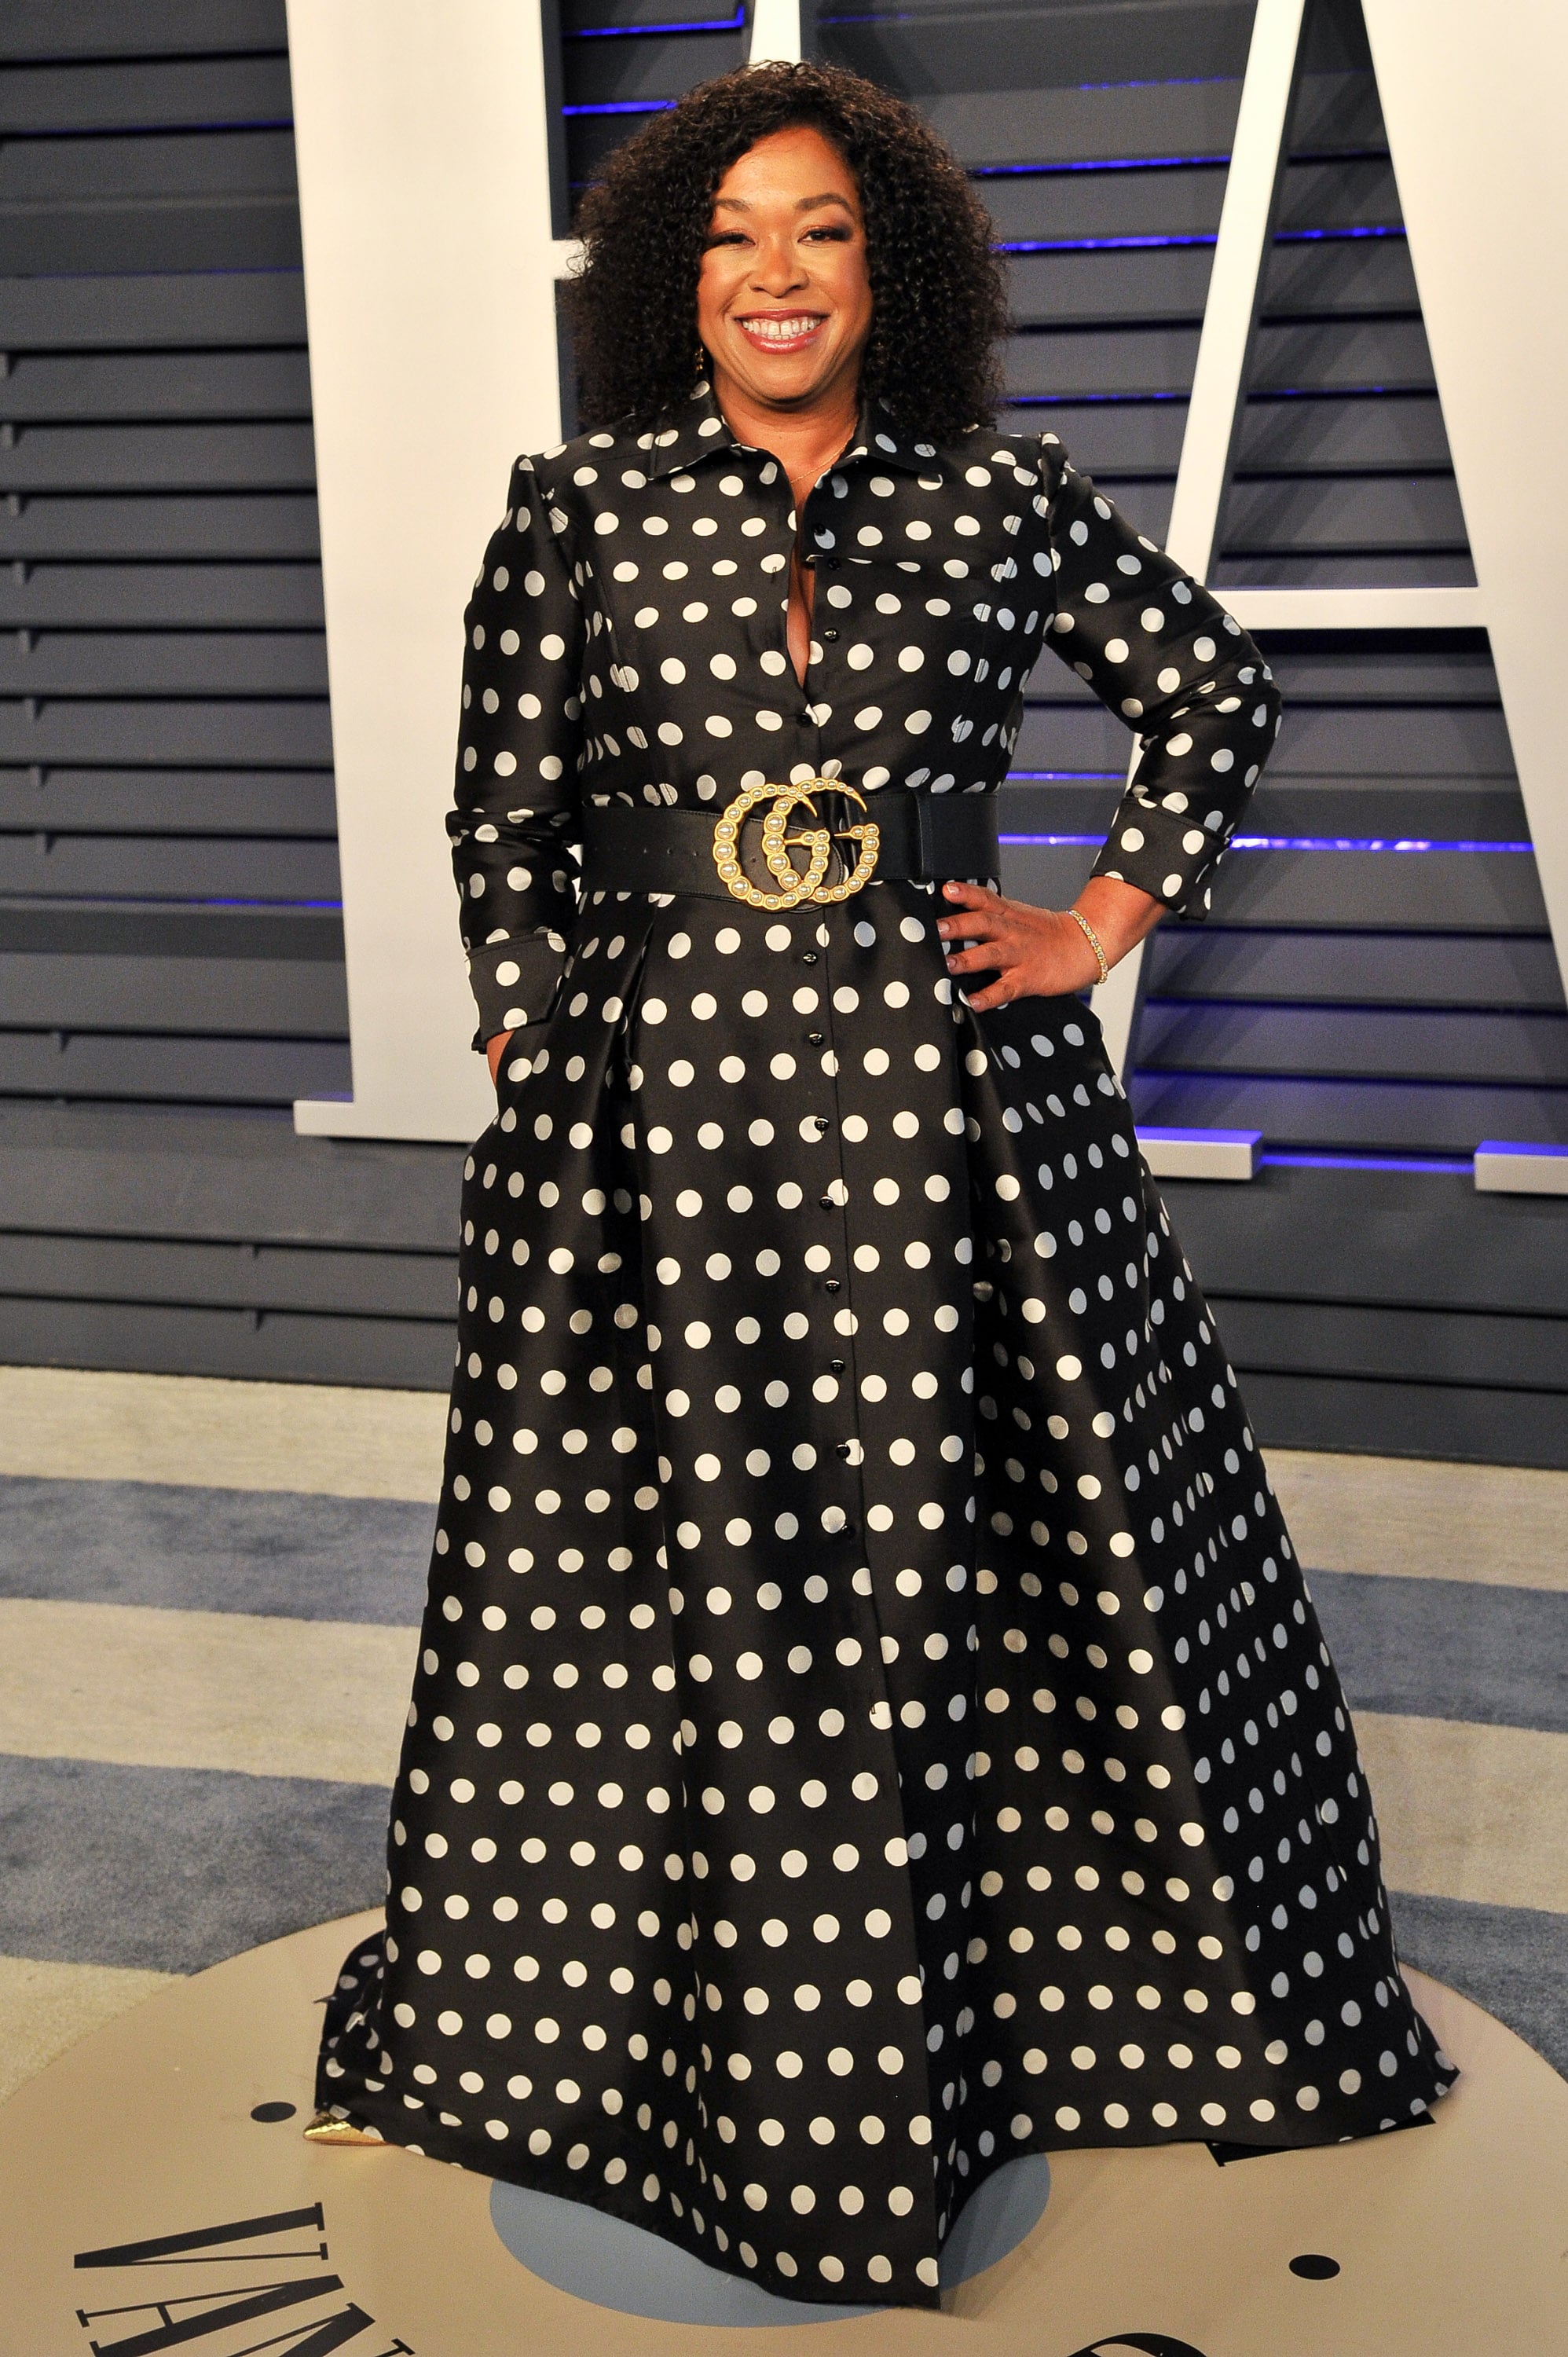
[445, 391, 1283, 1043]
[319, 395, 1453, 2311]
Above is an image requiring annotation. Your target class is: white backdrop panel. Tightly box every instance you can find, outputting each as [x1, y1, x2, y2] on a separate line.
[286, 0, 562, 1141]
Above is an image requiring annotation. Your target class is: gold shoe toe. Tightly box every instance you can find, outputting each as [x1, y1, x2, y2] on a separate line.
[304, 2110, 385, 2146]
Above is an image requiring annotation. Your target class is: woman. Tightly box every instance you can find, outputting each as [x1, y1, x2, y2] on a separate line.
[314, 60, 1454, 2309]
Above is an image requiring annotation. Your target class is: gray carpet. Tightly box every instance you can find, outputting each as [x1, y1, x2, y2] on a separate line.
[0, 1753, 387, 1973]
[0, 1474, 432, 1624]
[1310, 1568, 1568, 1735]
[1391, 1892, 1568, 2079]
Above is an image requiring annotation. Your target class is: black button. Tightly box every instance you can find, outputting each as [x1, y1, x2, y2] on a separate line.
[823, 628, 839, 642]
[819, 1194, 834, 1210]
[801, 951, 819, 966]
[824, 1278, 841, 1294]
[807, 1030, 824, 1046]
[829, 1357, 846, 1373]
[798, 712, 813, 726]
[835, 1440, 852, 1460]
[812, 1115, 830, 1134]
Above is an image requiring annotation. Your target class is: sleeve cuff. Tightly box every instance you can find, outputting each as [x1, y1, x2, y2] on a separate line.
[1090, 797, 1227, 920]
[465, 934, 569, 1049]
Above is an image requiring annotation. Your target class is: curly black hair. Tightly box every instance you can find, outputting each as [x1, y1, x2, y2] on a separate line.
[565, 60, 1009, 442]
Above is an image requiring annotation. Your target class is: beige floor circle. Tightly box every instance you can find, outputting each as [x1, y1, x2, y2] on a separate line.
[2, 1912, 1563, 2355]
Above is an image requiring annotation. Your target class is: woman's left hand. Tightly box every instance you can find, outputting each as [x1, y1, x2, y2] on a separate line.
[936, 876, 1165, 1013]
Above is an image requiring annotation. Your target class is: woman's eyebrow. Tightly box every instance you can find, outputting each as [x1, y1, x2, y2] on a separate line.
[710, 192, 856, 214]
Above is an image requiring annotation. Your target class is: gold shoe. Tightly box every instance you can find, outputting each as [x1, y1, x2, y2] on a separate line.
[304, 2110, 385, 2146]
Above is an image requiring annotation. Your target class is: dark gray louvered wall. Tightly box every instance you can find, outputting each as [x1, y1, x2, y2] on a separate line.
[0, 0, 463, 1387]
[811, 0, 1567, 1467]
[0, 0, 1562, 1462]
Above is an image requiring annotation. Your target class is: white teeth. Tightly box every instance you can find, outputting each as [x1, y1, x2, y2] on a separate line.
[742, 317, 819, 344]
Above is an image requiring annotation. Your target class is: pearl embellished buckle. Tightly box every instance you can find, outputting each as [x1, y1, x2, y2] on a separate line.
[712, 779, 881, 911]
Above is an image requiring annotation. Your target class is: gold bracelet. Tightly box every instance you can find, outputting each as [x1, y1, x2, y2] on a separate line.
[1068, 905, 1110, 984]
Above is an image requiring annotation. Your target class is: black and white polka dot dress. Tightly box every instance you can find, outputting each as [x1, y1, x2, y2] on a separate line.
[317, 389, 1456, 2308]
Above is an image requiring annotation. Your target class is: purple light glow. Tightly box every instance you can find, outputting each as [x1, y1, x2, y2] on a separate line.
[1259, 1151, 1474, 1175]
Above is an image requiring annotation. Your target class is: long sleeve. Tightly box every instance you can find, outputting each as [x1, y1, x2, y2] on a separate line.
[1035, 434, 1282, 917]
[447, 456, 586, 1045]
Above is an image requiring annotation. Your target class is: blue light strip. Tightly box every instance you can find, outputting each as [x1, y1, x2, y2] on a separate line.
[561, 98, 675, 117]
[568, 8, 742, 32]
[1006, 390, 1186, 407]
[1228, 837, 1532, 853]
[998, 223, 1405, 256]
[973, 154, 1229, 178]
[1259, 1151, 1474, 1175]
[998, 232, 1217, 255]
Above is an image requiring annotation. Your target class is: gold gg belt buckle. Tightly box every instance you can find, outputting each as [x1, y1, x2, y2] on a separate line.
[712, 778, 880, 911]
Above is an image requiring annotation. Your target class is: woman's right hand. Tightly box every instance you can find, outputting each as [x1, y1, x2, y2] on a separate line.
[486, 1030, 515, 1087]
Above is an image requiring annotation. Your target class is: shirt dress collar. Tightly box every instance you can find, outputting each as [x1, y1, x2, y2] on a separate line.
[639, 383, 947, 486]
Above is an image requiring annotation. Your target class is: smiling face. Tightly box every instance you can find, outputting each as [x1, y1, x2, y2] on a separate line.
[695, 123, 873, 421]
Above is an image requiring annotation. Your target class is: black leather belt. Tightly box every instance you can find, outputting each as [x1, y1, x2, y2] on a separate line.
[582, 783, 998, 910]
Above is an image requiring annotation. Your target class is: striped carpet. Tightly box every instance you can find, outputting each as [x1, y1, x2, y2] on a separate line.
[0, 1365, 1563, 2103]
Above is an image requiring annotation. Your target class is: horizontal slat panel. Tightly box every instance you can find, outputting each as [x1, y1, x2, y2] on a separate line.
[1234, 394, 1453, 474]
[0, 126, 298, 200]
[0, 269, 307, 351]
[1259, 236, 1418, 318]
[0, 1230, 452, 1318]
[1276, 156, 1400, 233]
[0, 197, 302, 276]
[1222, 474, 1467, 554]
[1264, 704, 1514, 775]
[1249, 316, 1436, 394]
[0, 425, 316, 495]
[1006, 246, 1214, 332]
[1006, 325, 1201, 401]
[562, 28, 744, 107]
[1288, 69, 1385, 154]
[0, 901, 342, 956]
[1137, 1002, 1568, 1084]
[0, 2, 286, 62]
[0, 1293, 452, 1390]
[0, 1101, 460, 1247]
[1229, 1369, 1568, 1472]
[926, 75, 1243, 172]
[1218, 1294, 1568, 1391]
[823, 5, 1254, 97]
[0, 768, 337, 834]
[981, 163, 1227, 244]
[1145, 928, 1566, 1013]
[1012, 703, 1132, 772]
[0, 498, 320, 561]
[0, 1028, 349, 1103]
[1211, 551, 1477, 590]
[0, 56, 293, 134]
[0, 951, 346, 1033]
[0, 632, 328, 692]
[1260, 642, 1497, 702]
[1203, 848, 1545, 930]
[0, 834, 338, 896]
[0, 352, 311, 421]
[0, 698, 332, 763]
[0, 564, 324, 627]
[1164, 1160, 1568, 1318]
[999, 402, 1188, 475]
[1130, 1070, 1568, 1154]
